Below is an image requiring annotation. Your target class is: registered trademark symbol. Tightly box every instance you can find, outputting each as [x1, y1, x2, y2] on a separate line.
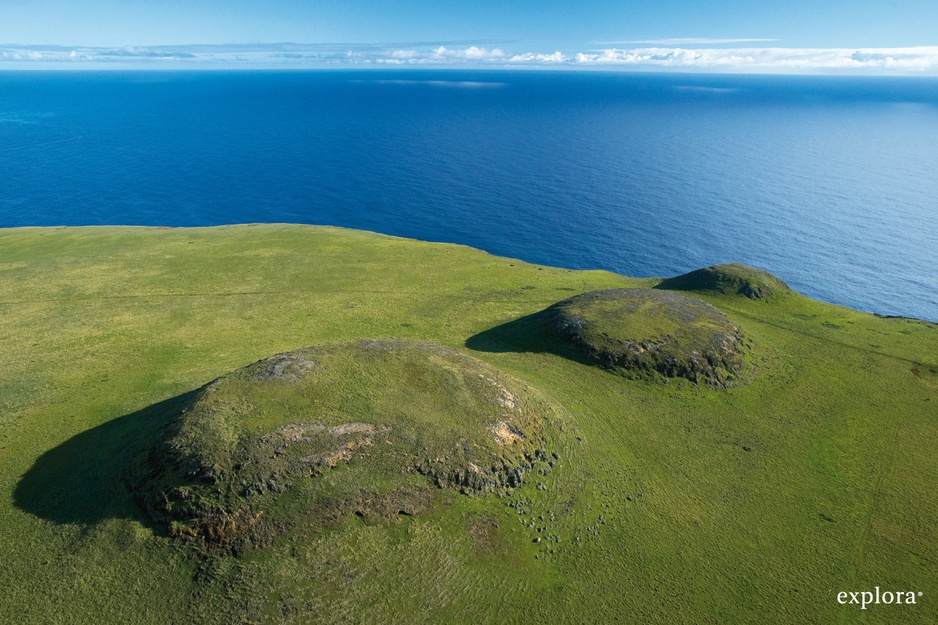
[919, 592, 924, 597]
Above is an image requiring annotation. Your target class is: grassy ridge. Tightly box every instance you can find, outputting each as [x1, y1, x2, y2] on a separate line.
[1, 224, 935, 624]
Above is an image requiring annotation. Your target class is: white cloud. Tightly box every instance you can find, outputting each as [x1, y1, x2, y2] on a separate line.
[369, 45, 509, 64]
[507, 51, 566, 63]
[571, 46, 938, 72]
[597, 38, 779, 45]
[432, 46, 505, 60]
[3, 43, 938, 74]
[0, 45, 193, 64]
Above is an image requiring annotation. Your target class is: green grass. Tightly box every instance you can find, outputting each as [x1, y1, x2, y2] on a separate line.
[1, 224, 935, 624]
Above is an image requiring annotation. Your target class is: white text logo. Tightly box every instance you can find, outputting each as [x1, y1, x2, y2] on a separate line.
[836, 587, 922, 610]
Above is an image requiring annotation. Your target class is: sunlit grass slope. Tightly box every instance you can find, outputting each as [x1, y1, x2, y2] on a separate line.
[1, 224, 935, 624]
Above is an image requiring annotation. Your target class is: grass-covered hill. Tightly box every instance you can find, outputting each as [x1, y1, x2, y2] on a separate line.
[129, 339, 561, 549]
[546, 288, 752, 387]
[1, 224, 935, 624]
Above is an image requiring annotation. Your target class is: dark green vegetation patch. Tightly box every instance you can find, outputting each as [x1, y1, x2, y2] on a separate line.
[129, 339, 558, 549]
[655, 262, 792, 299]
[549, 288, 752, 387]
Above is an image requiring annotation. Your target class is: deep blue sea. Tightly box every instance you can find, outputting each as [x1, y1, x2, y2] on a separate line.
[1, 70, 936, 321]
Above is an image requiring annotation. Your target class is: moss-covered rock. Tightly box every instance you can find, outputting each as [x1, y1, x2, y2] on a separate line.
[128, 340, 560, 549]
[549, 289, 752, 387]
[655, 263, 791, 299]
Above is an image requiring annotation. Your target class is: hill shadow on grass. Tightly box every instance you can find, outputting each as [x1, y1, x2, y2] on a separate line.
[465, 308, 591, 366]
[14, 391, 196, 529]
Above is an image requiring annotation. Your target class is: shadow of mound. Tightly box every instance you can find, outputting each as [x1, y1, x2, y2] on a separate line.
[14, 391, 197, 528]
[465, 308, 592, 366]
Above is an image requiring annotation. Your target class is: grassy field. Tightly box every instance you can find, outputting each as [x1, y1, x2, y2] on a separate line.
[1, 224, 935, 624]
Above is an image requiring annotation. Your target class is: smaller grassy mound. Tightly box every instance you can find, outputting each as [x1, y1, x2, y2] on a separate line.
[128, 340, 559, 550]
[655, 263, 792, 299]
[549, 289, 752, 387]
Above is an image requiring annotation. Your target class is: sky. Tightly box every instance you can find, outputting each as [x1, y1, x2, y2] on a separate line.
[2, 0, 938, 73]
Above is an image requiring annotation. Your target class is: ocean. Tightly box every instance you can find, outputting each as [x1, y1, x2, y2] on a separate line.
[1, 70, 936, 321]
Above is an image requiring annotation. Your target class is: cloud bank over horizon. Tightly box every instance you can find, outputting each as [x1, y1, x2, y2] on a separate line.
[3, 43, 938, 74]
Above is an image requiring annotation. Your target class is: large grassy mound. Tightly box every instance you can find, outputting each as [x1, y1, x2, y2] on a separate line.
[549, 288, 751, 387]
[130, 339, 557, 549]
[656, 262, 792, 299]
